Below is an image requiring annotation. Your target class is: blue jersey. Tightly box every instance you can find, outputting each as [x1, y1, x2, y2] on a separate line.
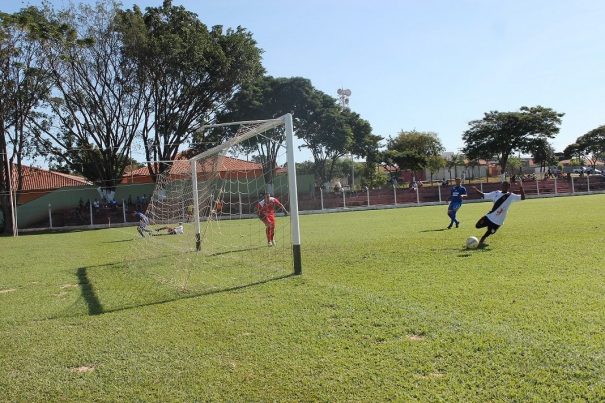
[449, 185, 467, 205]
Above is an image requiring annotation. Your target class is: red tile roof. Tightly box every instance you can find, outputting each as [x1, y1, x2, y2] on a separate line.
[124, 156, 264, 178]
[11, 164, 91, 191]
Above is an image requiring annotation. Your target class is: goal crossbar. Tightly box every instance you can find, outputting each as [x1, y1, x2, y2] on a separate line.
[190, 117, 285, 162]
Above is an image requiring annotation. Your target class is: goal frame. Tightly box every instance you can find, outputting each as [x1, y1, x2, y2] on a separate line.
[189, 113, 302, 275]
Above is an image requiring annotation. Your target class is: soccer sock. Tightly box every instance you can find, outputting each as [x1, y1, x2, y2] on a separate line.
[448, 211, 455, 224]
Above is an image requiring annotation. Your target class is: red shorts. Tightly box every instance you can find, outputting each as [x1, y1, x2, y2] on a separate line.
[261, 214, 275, 226]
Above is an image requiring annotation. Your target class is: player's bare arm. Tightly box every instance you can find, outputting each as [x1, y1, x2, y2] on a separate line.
[278, 202, 289, 215]
[472, 186, 484, 197]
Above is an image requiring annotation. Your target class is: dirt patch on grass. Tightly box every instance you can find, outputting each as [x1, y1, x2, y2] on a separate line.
[407, 334, 425, 341]
[0, 288, 16, 294]
[71, 365, 95, 373]
[61, 284, 78, 289]
[415, 372, 445, 380]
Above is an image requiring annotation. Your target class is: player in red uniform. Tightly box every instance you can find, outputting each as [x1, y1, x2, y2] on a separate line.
[256, 193, 288, 246]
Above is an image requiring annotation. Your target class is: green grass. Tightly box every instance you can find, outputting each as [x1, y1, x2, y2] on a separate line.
[1, 194, 605, 401]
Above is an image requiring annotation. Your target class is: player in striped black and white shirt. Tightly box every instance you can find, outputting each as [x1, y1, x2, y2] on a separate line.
[472, 181, 525, 247]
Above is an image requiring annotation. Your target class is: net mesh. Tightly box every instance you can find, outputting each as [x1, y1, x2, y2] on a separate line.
[119, 120, 294, 294]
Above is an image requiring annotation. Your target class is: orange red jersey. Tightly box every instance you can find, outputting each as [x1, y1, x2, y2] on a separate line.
[257, 196, 281, 218]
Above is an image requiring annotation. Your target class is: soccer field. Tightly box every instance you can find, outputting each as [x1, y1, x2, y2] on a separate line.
[1, 194, 604, 401]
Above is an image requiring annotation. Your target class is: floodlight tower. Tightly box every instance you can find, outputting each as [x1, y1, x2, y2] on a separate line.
[337, 88, 351, 111]
[337, 88, 354, 190]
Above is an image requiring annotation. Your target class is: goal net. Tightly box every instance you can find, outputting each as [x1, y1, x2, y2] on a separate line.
[139, 114, 301, 293]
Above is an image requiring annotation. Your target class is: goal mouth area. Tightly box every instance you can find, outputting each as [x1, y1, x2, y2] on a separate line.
[145, 113, 301, 276]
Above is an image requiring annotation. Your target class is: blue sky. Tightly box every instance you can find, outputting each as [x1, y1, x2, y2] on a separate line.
[4, 0, 605, 159]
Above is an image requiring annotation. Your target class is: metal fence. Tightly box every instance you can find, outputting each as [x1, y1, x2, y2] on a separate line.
[7, 175, 605, 232]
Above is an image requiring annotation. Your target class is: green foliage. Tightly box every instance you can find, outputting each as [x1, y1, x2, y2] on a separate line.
[426, 155, 446, 177]
[563, 143, 586, 166]
[445, 153, 465, 179]
[289, 87, 380, 185]
[568, 157, 585, 167]
[27, 0, 148, 190]
[573, 125, 605, 168]
[0, 6, 70, 233]
[530, 138, 557, 170]
[462, 106, 563, 174]
[116, 0, 264, 178]
[295, 160, 315, 176]
[383, 130, 444, 176]
[364, 167, 388, 188]
[199, 76, 317, 186]
[1, 195, 605, 400]
[505, 156, 522, 175]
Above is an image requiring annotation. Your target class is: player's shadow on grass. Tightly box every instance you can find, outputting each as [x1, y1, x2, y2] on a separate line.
[103, 239, 134, 243]
[456, 245, 491, 257]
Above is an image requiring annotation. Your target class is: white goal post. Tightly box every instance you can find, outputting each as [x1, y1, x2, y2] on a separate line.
[190, 113, 302, 275]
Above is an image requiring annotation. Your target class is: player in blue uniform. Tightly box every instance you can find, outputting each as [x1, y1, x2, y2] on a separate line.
[447, 178, 467, 229]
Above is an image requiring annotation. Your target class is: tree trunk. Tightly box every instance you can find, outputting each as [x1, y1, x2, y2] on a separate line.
[0, 118, 14, 235]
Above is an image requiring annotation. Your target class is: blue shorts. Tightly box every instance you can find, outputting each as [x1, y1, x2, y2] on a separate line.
[449, 202, 462, 211]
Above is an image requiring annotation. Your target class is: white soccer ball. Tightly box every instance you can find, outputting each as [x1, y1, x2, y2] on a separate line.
[466, 236, 479, 249]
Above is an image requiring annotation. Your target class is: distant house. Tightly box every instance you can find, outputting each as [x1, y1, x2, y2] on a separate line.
[6, 164, 91, 204]
[120, 156, 275, 184]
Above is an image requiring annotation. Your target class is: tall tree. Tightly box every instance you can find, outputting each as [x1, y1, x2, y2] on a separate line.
[204, 76, 315, 191]
[297, 93, 379, 186]
[117, 0, 264, 180]
[462, 106, 563, 175]
[35, 0, 146, 192]
[217, 76, 381, 187]
[447, 153, 465, 179]
[530, 138, 556, 172]
[0, 7, 62, 234]
[426, 155, 446, 183]
[563, 142, 585, 167]
[382, 130, 444, 180]
[505, 156, 523, 177]
[574, 125, 605, 169]
[298, 98, 351, 186]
